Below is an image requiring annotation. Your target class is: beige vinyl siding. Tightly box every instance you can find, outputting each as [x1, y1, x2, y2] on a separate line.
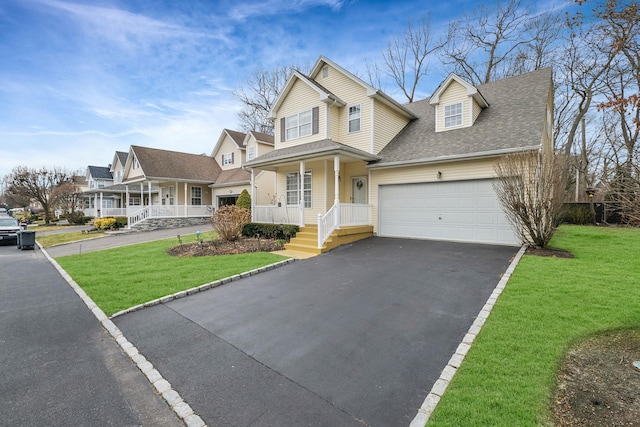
[369, 158, 499, 234]
[212, 185, 247, 204]
[276, 80, 325, 149]
[274, 160, 329, 225]
[160, 183, 212, 206]
[472, 99, 482, 124]
[315, 64, 373, 152]
[328, 104, 340, 141]
[437, 80, 470, 131]
[215, 135, 242, 170]
[373, 100, 411, 154]
[343, 162, 369, 203]
[254, 171, 276, 205]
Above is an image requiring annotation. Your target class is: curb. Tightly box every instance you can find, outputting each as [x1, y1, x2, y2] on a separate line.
[409, 245, 527, 427]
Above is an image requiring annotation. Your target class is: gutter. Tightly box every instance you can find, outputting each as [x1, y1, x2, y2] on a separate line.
[367, 145, 542, 169]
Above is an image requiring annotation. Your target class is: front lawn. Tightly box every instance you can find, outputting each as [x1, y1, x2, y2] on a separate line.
[56, 236, 288, 316]
[37, 231, 107, 247]
[427, 225, 640, 426]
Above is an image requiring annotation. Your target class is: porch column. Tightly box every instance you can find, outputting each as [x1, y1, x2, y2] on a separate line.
[184, 182, 188, 217]
[333, 155, 340, 205]
[250, 168, 255, 223]
[140, 183, 144, 207]
[148, 181, 152, 206]
[299, 160, 305, 227]
[99, 192, 103, 217]
[125, 185, 129, 214]
[94, 194, 98, 217]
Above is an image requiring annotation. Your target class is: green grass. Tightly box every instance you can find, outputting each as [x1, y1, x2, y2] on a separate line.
[56, 235, 288, 316]
[36, 231, 107, 247]
[428, 225, 640, 426]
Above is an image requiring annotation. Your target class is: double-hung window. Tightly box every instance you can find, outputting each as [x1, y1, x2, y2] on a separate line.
[191, 186, 202, 205]
[222, 153, 234, 165]
[348, 105, 361, 133]
[286, 170, 312, 208]
[286, 110, 312, 141]
[444, 102, 463, 128]
[247, 146, 256, 161]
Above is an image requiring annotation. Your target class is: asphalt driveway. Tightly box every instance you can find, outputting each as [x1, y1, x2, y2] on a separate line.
[114, 237, 518, 426]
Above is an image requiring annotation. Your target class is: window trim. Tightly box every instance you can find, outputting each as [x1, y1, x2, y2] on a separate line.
[191, 186, 202, 206]
[444, 102, 463, 128]
[285, 170, 312, 208]
[348, 104, 361, 133]
[247, 146, 256, 161]
[222, 152, 234, 166]
[285, 109, 312, 141]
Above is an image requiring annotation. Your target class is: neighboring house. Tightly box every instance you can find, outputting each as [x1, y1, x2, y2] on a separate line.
[243, 56, 553, 252]
[120, 145, 222, 227]
[209, 129, 276, 207]
[82, 152, 148, 217]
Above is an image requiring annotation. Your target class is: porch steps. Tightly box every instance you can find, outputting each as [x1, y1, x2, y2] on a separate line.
[284, 225, 373, 254]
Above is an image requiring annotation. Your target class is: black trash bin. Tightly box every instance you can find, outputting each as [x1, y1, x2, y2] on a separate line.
[18, 230, 36, 250]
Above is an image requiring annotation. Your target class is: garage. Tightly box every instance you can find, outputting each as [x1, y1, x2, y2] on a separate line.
[378, 179, 519, 245]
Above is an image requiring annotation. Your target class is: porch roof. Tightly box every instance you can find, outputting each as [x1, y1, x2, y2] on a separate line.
[243, 139, 380, 170]
[84, 183, 159, 194]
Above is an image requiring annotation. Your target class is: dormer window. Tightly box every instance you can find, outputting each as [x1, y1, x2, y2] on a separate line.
[444, 102, 463, 128]
[247, 146, 256, 161]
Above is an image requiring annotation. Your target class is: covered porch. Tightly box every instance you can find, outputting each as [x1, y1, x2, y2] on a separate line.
[245, 140, 378, 250]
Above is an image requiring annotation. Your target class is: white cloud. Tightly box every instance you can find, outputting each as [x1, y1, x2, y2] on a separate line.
[229, 0, 346, 21]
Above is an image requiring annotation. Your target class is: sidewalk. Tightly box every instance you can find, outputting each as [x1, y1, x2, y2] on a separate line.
[0, 245, 182, 426]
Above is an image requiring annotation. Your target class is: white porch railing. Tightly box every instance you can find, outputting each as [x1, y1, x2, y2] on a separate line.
[102, 208, 127, 217]
[253, 204, 301, 225]
[318, 203, 371, 248]
[126, 205, 212, 228]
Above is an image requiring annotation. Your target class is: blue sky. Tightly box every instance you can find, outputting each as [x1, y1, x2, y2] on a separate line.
[0, 0, 570, 179]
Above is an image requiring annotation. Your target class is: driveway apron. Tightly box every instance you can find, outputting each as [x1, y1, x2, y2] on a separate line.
[0, 245, 181, 426]
[114, 237, 517, 426]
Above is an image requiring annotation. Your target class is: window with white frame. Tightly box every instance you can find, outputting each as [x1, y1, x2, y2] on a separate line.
[247, 146, 256, 161]
[133, 156, 140, 169]
[286, 170, 312, 208]
[191, 186, 202, 205]
[286, 109, 312, 141]
[444, 102, 463, 128]
[101, 199, 113, 209]
[129, 197, 141, 206]
[222, 153, 234, 165]
[348, 104, 361, 133]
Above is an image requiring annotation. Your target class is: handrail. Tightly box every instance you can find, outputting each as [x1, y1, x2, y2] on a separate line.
[318, 202, 340, 248]
[127, 206, 149, 228]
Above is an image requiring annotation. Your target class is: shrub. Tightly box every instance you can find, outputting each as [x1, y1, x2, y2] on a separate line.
[560, 204, 596, 225]
[242, 223, 299, 241]
[211, 205, 251, 241]
[65, 211, 85, 224]
[94, 217, 117, 230]
[236, 189, 251, 211]
[114, 216, 128, 228]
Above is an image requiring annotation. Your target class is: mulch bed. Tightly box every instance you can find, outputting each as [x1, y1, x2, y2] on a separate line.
[166, 237, 284, 257]
[526, 247, 575, 258]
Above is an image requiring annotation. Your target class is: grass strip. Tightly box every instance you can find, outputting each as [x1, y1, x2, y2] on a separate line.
[37, 231, 107, 247]
[56, 236, 288, 316]
[427, 225, 640, 426]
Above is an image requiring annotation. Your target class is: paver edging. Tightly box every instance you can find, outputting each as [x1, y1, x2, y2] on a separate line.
[409, 245, 527, 427]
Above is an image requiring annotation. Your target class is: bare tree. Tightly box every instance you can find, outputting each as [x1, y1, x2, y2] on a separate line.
[442, 0, 533, 85]
[4, 166, 74, 224]
[381, 14, 446, 102]
[233, 63, 308, 134]
[51, 181, 84, 223]
[494, 151, 568, 248]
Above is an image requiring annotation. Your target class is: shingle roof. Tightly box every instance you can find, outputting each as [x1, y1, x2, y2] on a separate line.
[211, 168, 251, 187]
[116, 151, 128, 167]
[129, 145, 221, 182]
[249, 131, 274, 145]
[88, 165, 113, 180]
[225, 129, 247, 147]
[244, 139, 380, 168]
[372, 67, 552, 167]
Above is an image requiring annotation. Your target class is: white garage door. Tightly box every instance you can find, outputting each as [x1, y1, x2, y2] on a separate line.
[378, 179, 519, 245]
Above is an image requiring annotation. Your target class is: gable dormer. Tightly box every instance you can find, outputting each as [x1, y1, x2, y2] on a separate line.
[211, 129, 246, 170]
[429, 73, 489, 132]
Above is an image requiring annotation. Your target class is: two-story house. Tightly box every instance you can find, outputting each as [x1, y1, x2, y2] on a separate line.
[244, 56, 553, 253]
[209, 129, 276, 207]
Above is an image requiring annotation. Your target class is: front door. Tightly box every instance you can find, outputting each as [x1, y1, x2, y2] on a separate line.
[351, 177, 367, 204]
